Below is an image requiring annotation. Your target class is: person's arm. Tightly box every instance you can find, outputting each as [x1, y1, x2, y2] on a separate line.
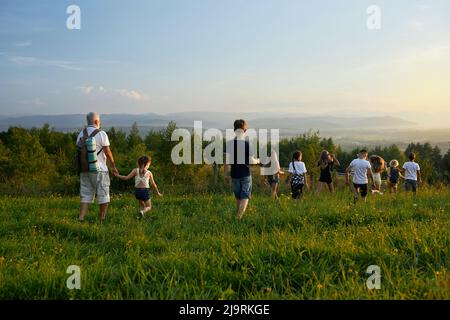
[103, 146, 118, 175]
[304, 173, 309, 189]
[368, 168, 374, 186]
[417, 170, 421, 183]
[345, 165, 352, 185]
[149, 172, 163, 196]
[116, 168, 136, 181]
[332, 155, 340, 166]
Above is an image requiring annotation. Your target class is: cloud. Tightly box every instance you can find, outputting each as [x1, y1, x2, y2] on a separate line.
[10, 55, 85, 71]
[79, 86, 95, 94]
[116, 89, 149, 101]
[18, 98, 46, 106]
[77, 86, 149, 101]
[13, 41, 32, 47]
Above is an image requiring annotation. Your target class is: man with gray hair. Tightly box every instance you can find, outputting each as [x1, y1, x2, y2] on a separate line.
[76, 112, 118, 222]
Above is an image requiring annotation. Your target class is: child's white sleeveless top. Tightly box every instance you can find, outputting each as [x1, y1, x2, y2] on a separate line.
[135, 169, 150, 188]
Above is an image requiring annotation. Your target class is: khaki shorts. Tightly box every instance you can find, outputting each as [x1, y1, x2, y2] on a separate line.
[80, 172, 110, 204]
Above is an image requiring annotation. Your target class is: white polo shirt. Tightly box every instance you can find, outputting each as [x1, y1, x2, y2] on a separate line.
[76, 126, 110, 172]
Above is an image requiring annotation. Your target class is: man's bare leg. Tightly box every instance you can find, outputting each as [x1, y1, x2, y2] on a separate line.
[79, 203, 89, 221]
[99, 203, 109, 222]
[237, 199, 249, 219]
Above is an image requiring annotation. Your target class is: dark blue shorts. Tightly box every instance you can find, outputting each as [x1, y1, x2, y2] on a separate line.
[232, 176, 252, 200]
[135, 188, 150, 201]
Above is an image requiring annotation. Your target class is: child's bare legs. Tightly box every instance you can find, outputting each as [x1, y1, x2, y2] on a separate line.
[143, 200, 152, 213]
[271, 183, 278, 198]
[139, 200, 145, 211]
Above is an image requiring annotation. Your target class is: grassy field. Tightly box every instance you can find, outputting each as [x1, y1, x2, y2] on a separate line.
[0, 188, 449, 299]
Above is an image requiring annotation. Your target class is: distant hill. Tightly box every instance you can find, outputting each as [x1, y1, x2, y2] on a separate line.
[0, 112, 417, 132]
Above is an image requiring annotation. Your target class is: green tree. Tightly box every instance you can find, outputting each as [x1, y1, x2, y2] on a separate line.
[127, 122, 143, 149]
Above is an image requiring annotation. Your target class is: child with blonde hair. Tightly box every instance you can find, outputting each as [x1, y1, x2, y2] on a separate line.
[387, 159, 403, 194]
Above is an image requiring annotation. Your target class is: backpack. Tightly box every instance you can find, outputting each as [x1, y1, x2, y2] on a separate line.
[389, 167, 399, 184]
[76, 128, 104, 174]
[290, 161, 305, 188]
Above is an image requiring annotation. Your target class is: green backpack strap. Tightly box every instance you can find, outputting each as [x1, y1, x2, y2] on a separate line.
[87, 129, 104, 155]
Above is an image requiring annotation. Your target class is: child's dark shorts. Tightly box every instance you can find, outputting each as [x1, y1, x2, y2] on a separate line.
[135, 188, 151, 201]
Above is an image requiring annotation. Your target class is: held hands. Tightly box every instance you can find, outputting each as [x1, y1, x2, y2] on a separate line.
[111, 166, 119, 177]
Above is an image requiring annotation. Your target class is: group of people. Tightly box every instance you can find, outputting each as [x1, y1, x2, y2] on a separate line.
[76, 114, 421, 222]
[223, 119, 422, 219]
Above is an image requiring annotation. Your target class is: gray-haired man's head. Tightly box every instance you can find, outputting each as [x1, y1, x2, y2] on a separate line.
[86, 112, 100, 128]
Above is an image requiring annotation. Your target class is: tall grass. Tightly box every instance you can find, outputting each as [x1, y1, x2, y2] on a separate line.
[0, 188, 449, 299]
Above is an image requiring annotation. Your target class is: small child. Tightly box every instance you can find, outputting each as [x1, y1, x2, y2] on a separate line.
[387, 159, 403, 194]
[286, 151, 308, 199]
[402, 153, 421, 194]
[115, 155, 162, 217]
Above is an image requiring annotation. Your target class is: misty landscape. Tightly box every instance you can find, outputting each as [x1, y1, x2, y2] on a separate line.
[1, 112, 449, 152]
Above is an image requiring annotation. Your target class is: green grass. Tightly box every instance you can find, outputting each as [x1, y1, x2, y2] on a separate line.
[0, 189, 449, 299]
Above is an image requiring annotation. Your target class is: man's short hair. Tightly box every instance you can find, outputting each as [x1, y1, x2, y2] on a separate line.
[233, 119, 247, 131]
[408, 152, 416, 161]
[359, 149, 368, 154]
[86, 112, 100, 125]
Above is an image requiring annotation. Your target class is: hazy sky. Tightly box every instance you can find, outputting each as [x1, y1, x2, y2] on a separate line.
[0, 0, 449, 117]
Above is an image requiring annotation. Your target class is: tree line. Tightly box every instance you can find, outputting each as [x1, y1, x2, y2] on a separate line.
[0, 122, 449, 195]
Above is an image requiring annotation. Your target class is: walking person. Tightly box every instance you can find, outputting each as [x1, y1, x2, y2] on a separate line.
[369, 155, 386, 195]
[114, 155, 163, 217]
[345, 149, 373, 203]
[402, 153, 422, 195]
[286, 151, 308, 199]
[317, 150, 340, 193]
[265, 150, 284, 198]
[223, 119, 260, 219]
[76, 112, 118, 222]
[387, 159, 403, 194]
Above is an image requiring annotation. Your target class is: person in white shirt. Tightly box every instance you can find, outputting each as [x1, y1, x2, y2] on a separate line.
[264, 150, 284, 199]
[345, 149, 373, 203]
[76, 112, 118, 222]
[402, 152, 421, 194]
[286, 150, 309, 199]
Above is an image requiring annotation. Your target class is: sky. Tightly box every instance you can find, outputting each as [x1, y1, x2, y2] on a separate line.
[0, 0, 449, 121]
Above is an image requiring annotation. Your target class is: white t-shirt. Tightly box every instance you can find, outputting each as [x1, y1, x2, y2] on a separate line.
[76, 126, 110, 172]
[403, 161, 420, 181]
[288, 161, 307, 174]
[349, 158, 372, 184]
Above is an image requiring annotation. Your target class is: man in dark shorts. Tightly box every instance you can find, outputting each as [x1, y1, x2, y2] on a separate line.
[345, 149, 373, 203]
